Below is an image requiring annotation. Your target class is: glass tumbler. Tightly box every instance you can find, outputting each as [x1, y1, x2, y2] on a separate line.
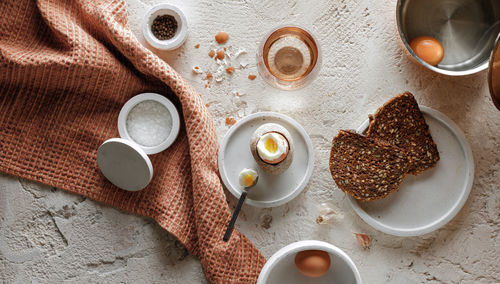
[256, 25, 322, 90]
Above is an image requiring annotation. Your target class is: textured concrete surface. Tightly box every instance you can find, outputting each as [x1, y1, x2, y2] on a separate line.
[1, 0, 500, 283]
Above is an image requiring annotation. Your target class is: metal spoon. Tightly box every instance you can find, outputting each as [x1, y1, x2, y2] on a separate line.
[223, 169, 258, 242]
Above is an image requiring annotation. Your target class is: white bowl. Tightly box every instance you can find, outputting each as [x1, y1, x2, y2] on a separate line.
[258, 240, 362, 284]
[117, 93, 180, 154]
[142, 4, 188, 50]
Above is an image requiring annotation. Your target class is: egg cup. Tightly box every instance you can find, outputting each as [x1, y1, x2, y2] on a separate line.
[250, 123, 294, 175]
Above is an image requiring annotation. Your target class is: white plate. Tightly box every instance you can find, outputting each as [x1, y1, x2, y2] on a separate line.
[218, 112, 314, 208]
[349, 106, 474, 236]
[257, 240, 362, 284]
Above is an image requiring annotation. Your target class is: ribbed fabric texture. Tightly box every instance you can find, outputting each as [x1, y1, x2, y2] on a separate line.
[0, 0, 265, 282]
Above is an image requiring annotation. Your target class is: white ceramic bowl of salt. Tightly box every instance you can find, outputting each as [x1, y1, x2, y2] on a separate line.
[117, 93, 180, 154]
[97, 93, 180, 191]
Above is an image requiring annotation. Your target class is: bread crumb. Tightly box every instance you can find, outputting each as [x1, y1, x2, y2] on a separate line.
[226, 66, 235, 74]
[226, 117, 236, 125]
[205, 73, 213, 80]
[208, 50, 215, 58]
[215, 50, 225, 60]
[215, 31, 229, 44]
[248, 74, 257, 80]
[194, 44, 200, 48]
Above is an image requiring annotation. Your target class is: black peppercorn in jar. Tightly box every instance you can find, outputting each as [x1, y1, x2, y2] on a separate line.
[151, 15, 178, 40]
[143, 4, 188, 50]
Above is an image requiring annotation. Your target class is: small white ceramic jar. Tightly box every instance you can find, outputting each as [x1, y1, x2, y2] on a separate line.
[142, 4, 188, 51]
[97, 93, 180, 191]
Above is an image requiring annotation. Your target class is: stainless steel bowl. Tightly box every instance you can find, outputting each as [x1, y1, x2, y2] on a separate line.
[396, 0, 500, 76]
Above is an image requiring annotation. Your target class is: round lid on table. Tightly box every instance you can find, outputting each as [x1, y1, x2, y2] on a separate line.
[489, 34, 500, 111]
[97, 138, 153, 191]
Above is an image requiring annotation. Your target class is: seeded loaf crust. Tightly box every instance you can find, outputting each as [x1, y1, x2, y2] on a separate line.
[366, 92, 439, 175]
[329, 130, 412, 201]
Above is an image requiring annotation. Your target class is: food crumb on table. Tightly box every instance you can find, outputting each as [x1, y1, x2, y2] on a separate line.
[225, 117, 236, 125]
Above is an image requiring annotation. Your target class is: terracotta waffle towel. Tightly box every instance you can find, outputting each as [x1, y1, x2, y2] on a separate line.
[0, 0, 265, 282]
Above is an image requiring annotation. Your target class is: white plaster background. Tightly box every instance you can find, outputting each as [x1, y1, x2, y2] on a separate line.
[1, 0, 499, 283]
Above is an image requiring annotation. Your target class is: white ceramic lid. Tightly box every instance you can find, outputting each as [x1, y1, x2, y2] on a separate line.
[97, 138, 153, 191]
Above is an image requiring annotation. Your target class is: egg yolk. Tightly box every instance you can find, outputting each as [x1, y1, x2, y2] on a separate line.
[244, 174, 254, 187]
[409, 36, 444, 66]
[265, 138, 278, 153]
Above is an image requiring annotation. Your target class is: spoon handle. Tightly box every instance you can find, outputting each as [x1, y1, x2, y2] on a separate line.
[223, 191, 247, 242]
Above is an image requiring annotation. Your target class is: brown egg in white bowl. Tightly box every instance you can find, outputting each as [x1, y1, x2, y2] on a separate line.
[250, 123, 294, 175]
[257, 240, 362, 284]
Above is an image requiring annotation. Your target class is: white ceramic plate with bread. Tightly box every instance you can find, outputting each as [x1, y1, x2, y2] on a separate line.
[350, 106, 474, 236]
[218, 112, 314, 208]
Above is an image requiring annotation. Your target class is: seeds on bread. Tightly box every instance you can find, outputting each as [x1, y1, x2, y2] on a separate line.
[366, 92, 439, 175]
[329, 130, 412, 201]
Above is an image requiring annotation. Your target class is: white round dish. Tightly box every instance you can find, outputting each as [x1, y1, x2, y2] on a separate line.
[118, 93, 180, 155]
[142, 4, 188, 51]
[218, 112, 314, 208]
[349, 106, 474, 237]
[257, 240, 362, 284]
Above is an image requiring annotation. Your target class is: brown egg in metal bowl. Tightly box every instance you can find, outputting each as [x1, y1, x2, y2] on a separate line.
[396, 0, 500, 76]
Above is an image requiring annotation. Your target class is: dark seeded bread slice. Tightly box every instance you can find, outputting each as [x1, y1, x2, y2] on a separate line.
[329, 130, 412, 201]
[367, 92, 439, 175]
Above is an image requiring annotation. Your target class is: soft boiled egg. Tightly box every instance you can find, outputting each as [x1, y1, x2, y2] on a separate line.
[238, 168, 259, 188]
[257, 132, 289, 164]
[409, 36, 444, 66]
[250, 123, 294, 175]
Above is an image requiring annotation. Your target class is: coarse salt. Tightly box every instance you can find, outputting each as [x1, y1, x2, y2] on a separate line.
[126, 100, 172, 147]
